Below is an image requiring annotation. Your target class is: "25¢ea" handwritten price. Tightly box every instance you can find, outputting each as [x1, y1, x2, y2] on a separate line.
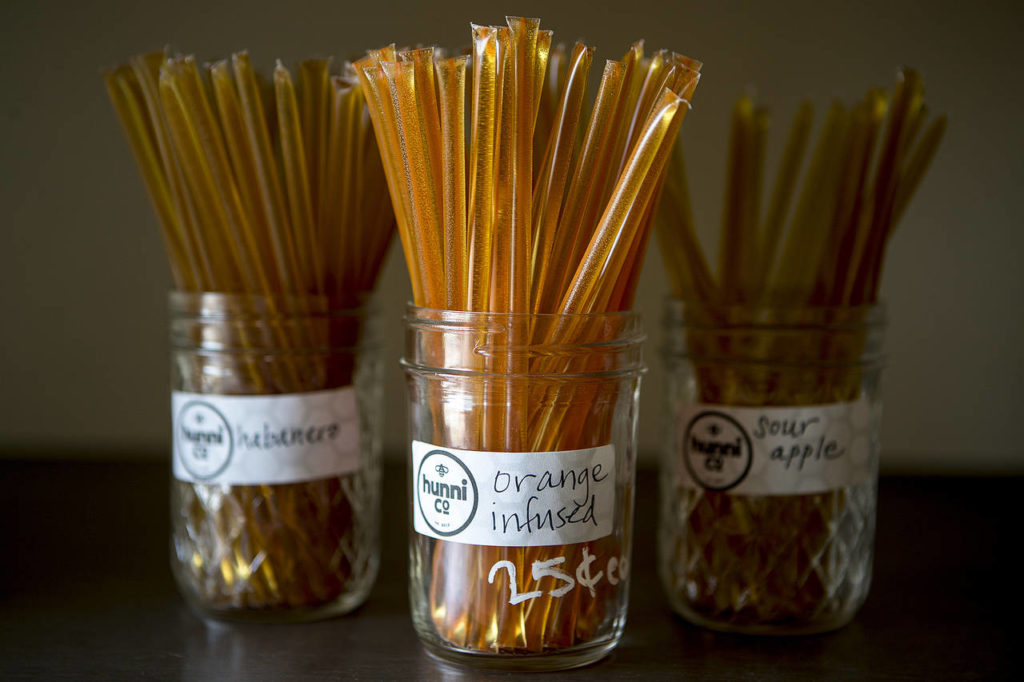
[487, 546, 629, 605]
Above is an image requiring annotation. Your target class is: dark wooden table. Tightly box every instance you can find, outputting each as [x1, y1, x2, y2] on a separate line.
[0, 460, 1014, 680]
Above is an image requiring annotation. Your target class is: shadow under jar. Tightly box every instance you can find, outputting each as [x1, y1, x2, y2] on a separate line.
[658, 300, 885, 634]
[169, 292, 383, 622]
[402, 306, 645, 671]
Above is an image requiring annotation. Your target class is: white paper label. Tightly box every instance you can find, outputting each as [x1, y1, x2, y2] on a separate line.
[411, 441, 616, 547]
[677, 398, 879, 495]
[172, 387, 361, 485]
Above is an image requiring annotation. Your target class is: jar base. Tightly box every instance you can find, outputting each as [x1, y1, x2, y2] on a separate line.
[670, 601, 860, 636]
[418, 636, 619, 672]
[179, 585, 373, 625]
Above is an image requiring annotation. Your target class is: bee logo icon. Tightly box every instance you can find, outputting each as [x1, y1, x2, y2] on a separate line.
[435, 463, 449, 477]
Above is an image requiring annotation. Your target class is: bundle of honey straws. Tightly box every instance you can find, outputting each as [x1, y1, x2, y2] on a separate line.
[656, 69, 945, 633]
[356, 17, 699, 666]
[105, 51, 394, 619]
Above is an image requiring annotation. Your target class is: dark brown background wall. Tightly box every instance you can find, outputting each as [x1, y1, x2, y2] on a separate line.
[1, 0, 1021, 472]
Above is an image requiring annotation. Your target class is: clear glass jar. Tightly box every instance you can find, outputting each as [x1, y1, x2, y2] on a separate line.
[169, 292, 383, 622]
[658, 300, 885, 634]
[402, 306, 645, 670]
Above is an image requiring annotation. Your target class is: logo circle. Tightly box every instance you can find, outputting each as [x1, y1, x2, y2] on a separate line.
[416, 450, 478, 537]
[683, 411, 753, 491]
[175, 400, 234, 480]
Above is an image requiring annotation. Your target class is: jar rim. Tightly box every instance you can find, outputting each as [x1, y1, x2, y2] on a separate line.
[168, 290, 373, 318]
[664, 296, 886, 330]
[405, 302, 642, 323]
[168, 291, 377, 354]
[402, 303, 646, 378]
[399, 359, 647, 380]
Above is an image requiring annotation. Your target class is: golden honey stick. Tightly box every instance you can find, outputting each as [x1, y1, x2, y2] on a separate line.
[530, 59, 622, 315]
[530, 42, 593, 306]
[104, 67, 194, 290]
[608, 60, 703, 310]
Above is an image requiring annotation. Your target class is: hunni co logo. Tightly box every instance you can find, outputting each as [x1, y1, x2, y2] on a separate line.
[176, 401, 233, 479]
[417, 449, 478, 536]
[683, 411, 753, 491]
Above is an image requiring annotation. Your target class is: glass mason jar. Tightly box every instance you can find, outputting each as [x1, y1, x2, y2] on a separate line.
[658, 300, 885, 634]
[168, 292, 383, 622]
[402, 306, 645, 671]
